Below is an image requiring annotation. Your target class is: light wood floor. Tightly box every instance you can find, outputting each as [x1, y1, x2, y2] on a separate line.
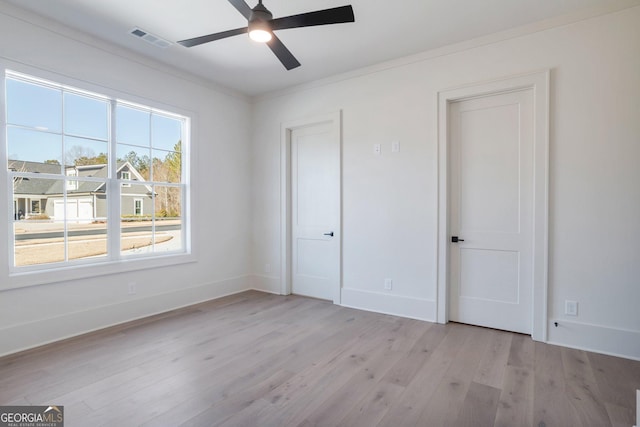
[1, 291, 638, 427]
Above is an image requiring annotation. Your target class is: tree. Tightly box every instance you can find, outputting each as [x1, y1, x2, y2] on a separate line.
[152, 141, 182, 218]
[165, 141, 182, 183]
[75, 153, 108, 166]
[44, 159, 61, 165]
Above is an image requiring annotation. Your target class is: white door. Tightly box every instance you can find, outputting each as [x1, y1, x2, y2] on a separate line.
[449, 89, 534, 334]
[291, 122, 340, 301]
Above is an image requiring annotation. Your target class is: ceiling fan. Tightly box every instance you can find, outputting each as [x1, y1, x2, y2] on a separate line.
[177, 0, 355, 70]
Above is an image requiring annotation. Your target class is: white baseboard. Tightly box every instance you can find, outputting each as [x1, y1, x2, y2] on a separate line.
[547, 319, 640, 361]
[251, 274, 282, 294]
[340, 287, 436, 322]
[635, 389, 639, 427]
[0, 275, 252, 357]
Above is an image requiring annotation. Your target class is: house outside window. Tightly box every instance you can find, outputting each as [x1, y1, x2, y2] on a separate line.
[5, 70, 190, 273]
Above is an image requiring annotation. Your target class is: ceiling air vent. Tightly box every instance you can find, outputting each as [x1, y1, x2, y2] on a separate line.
[129, 27, 172, 48]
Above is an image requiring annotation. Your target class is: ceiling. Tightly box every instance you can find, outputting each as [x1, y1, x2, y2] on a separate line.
[4, 0, 636, 96]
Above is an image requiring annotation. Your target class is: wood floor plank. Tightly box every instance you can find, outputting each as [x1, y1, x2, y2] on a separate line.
[588, 350, 640, 410]
[381, 323, 448, 387]
[298, 346, 403, 426]
[561, 347, 612, 426]
[605, 402, 636, 427]
[415, 325, 493, 426]
[339, 381, 405, 427]
[473, 329, 513, 389]
[532, 341, 581, 427]
[494, 333, 535, 427]
[453, 381, 501, 427]
[494, 366, 534, 427]
[377, 323, 472, 427]
[256, 320, 399, 426]
[0, 291, 638, 427]
[507, 333, 534, 369]
[146, 369, 296, 427]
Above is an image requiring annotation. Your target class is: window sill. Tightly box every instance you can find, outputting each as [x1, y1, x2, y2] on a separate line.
[3, 252, 197, 290]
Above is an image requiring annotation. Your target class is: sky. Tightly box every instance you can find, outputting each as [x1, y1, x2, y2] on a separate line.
[6, 77, 183, 166]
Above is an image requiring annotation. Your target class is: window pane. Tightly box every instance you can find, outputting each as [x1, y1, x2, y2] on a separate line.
[152, 149, 181, 183]
[65, 136, 108, 167]
[116, 105, 150, 146]
[64, 93, 108, 140]
[7, 127, 63, 167]
[154, 185, 181, 219]
[121, 183, 153, 256]
[68, 219, 108, 262]
[122, 183, 152, 218]
[67, 182, 107, 261]
[116, 144, 150, 180]
[14, 220, 65, 267]
[154, 185, 183, 253]
[13, 177, 58, 220]
[6, 78, 62, 132]
[152, 114, 182, 151]
[13, 176, 63, 266]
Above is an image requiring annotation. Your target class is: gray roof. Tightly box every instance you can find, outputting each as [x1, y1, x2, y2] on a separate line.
[10, 160, 140, 196]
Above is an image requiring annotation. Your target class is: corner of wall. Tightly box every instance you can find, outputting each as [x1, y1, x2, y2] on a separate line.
[547, 319, 640, 361]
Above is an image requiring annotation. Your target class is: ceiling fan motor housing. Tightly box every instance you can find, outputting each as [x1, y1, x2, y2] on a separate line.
[249, 2, 273, 33]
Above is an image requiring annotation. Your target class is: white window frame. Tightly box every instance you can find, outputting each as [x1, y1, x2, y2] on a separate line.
[66, 168, 78, 190]
[133, 198, 143, 216]
[1, 68, 195, 289]
[121, 171, 131, 187]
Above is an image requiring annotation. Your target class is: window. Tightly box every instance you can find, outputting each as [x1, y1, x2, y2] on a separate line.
[5, 71, 190, 272]
[121, 171, 131, 187]
[66, 168, 78, 190]
[30, 199, 41, 215]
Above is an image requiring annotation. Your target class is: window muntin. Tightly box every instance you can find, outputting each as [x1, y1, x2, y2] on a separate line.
[5, 71, 189, 272]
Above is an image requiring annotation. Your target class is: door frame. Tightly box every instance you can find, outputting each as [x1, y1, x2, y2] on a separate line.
[280, 111, 342, 303]
[436, 71, 550, 342]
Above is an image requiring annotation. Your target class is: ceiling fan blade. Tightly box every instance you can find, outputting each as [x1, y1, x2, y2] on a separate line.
[266, 35, 301, 70]
[270, 5, 354, 31]
[227, 0, 253, 20]
[177, 27, 248, 47]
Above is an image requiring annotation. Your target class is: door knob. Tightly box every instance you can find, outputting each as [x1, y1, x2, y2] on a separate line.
[451, 236, 464, 243]
[324, 232, 334, 237]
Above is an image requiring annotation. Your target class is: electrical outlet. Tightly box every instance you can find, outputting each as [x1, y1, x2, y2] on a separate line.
[384, 278, 393, 290]
[391, 140, 400, 153]
[373, 143, 381, 155]
[565, 300, 578, 316]
[264, 263, 271, 273]
[128, 282, 137, 295]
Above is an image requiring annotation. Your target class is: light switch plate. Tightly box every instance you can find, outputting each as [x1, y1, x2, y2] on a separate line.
[565, 300, 578, 316]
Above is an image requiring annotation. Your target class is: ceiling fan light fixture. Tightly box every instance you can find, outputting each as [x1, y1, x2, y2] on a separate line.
[249, 28, 272, 42]
[248, 1, 273, 43]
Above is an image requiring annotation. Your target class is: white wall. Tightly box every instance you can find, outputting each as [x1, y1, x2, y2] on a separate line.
[0, 4, 253, 355]
[251, 7, 640, 359]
